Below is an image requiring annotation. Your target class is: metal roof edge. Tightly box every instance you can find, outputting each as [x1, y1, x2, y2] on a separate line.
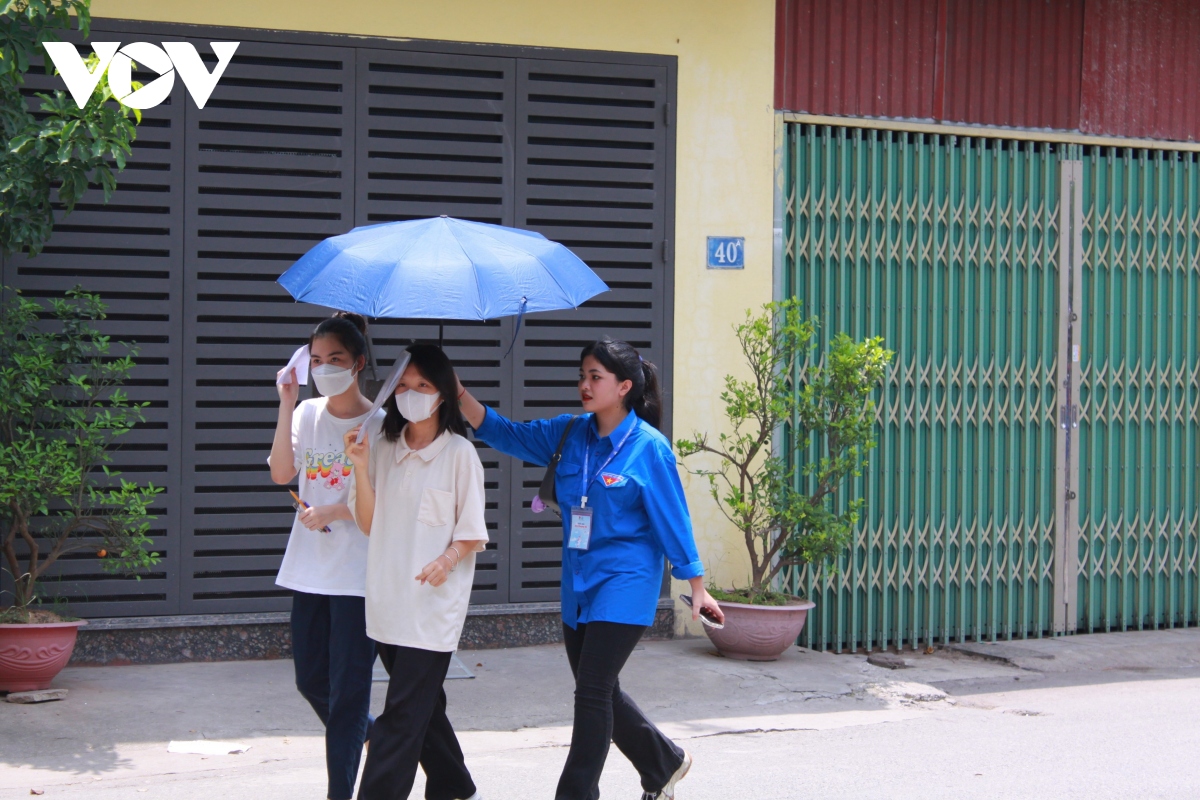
[783, 112, 1200, 153]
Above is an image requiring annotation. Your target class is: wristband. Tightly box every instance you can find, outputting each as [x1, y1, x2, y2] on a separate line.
[438, 553, 456, 572]
[448, 544, 463, 565]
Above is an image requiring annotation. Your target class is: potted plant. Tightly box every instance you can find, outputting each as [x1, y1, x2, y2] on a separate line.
[0, 289, 161, 691]
[677, 299, 891, 661]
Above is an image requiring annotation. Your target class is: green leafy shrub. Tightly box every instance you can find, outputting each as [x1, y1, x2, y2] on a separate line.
[0, 288, 161, 610]
[677, 299, 893, 605]
[1, 0, 140, 256]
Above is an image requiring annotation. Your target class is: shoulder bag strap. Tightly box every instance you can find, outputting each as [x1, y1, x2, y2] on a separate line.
[537, 417, 579, 518]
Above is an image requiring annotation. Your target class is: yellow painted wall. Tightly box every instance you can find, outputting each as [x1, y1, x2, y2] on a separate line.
[93, 0, 777, 634]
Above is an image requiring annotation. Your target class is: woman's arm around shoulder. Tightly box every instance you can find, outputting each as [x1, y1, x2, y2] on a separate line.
[478, 409, 579, 467]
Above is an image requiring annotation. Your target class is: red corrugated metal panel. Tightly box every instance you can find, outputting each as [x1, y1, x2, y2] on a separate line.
[776, 0, 1200, 144]
[941, 0, 1083, 130]
[1080, 0, 1200, 141]
[774, 0, 940, 118]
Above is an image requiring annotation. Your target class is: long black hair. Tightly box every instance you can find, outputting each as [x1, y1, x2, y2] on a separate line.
[382, 343, 468, 443]
[579, 338, 663, 430]
[310, 311, 368, 372]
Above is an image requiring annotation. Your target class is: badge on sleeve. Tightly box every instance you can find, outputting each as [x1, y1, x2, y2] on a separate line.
[568, 506, 593, 550]
[601, 473, 628, 488]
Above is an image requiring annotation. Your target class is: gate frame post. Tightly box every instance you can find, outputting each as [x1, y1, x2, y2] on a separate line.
[1054, 159, 1084, 635]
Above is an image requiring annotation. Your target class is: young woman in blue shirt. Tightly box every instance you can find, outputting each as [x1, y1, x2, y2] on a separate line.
[455, 337, 725, 800]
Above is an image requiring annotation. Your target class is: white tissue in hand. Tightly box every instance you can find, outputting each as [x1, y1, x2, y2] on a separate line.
[278, 345, 310, 386]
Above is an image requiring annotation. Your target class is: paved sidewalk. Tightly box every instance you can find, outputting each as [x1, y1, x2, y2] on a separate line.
[3, 630, 1200, 798]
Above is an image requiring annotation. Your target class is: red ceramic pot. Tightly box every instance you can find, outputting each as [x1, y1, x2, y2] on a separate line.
[703, 599, 815, 661]
[0, 620, 87, 692]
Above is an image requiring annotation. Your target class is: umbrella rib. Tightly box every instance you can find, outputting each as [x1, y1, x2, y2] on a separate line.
[472, 225, 582, 308]
[447, 219, 489, 317]
[375, 226, 429, 317]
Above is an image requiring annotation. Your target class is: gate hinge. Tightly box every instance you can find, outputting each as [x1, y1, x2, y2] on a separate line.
[663, 102, 671, 127]
[1059, 404, 1079, 430]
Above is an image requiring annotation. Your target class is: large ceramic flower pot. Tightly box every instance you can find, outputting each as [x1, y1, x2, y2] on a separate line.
[0, 619, 87, 692]
[703, 598, 815, 662]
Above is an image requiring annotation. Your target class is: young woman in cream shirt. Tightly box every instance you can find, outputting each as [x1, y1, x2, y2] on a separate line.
[344, 343, 485, 800]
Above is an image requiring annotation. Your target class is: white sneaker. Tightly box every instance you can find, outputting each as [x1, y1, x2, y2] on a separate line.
[640, 750, 692, 800]
[459, 793, 482, 800]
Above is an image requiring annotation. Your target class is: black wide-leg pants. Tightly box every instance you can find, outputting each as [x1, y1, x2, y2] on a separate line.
[555, 621, 686, 800]
[356, 643, 476, 800]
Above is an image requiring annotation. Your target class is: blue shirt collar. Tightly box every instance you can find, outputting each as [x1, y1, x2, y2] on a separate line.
[588, 408, 639, 444]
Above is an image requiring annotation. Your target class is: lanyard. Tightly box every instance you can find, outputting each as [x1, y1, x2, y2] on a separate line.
[580, 416, 637, 507]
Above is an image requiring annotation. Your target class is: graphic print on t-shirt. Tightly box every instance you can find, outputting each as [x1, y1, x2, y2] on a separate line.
[305, 448, 354, 491]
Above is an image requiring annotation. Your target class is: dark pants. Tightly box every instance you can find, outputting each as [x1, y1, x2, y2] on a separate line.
[556, 621, 686, 800]
[357, 643, 476, 800]
[291, 591, 377, 800]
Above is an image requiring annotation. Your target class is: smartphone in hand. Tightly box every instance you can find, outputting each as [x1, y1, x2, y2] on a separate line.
[679, 594, 725, 629]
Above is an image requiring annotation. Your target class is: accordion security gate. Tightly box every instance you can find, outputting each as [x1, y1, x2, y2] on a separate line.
[1077, 149, 1200, 633]
[781, 123, 1200, 651]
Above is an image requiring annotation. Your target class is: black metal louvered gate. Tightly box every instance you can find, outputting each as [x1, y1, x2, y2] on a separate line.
[1, 22, 675, 617]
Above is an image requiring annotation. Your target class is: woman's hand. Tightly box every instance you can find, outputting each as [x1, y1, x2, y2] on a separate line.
[689, 581, 726, 625]
[298, 504, 342, 532]
[343, 425, 370, 470]
[276, 367, 300, 406]
[416, 552, 454, 587]
[453, 371, 486, 429]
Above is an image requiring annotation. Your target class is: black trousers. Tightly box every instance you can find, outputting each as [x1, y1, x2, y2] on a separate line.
[291, 591, 377, 800]
[556, 621, 685, 800]
[357, 643, 476, 800]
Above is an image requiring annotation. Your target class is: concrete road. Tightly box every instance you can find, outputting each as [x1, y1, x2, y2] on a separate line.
[3, 630, 1200, 799]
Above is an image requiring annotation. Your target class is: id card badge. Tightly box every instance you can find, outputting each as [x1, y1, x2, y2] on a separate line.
[568, 506, 594, 550]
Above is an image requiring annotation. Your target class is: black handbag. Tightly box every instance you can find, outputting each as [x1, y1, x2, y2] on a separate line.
[537, 417, 579, 518]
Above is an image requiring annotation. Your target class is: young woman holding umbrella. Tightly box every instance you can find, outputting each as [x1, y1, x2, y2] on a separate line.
[269, 312, 384, 800]
[456, 337, 725, 800]
[344, 343, 487, 800]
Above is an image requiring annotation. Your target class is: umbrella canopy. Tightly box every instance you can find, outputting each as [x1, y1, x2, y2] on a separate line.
[277, 216, 608, 319]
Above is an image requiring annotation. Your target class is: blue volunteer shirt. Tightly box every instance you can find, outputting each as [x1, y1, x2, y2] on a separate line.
[475, 406, 705, 628]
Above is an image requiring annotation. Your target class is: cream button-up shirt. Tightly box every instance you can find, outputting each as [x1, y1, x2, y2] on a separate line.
[361, 427, 488, 652]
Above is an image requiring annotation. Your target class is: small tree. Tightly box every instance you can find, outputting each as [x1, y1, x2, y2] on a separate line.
[1, 0, 140, 257]
[0, 289, 161, 613]
[676, 300, 892, 604]
[0, 1, 151, 617]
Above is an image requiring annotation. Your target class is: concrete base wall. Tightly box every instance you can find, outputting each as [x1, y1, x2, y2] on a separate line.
[68, 604, 675, 666]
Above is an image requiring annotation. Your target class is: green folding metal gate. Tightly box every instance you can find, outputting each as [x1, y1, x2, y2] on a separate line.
[780, 123, 1200, 650]
[1077, 148, 1200, 633]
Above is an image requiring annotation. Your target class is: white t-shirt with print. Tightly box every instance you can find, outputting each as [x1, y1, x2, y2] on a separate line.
[272, 397, 384, 597]
[361, 427, 489, 651]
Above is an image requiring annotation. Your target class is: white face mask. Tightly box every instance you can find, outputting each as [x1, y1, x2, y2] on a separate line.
[394, 388, 441, 423]
[311, 363, 356, 397]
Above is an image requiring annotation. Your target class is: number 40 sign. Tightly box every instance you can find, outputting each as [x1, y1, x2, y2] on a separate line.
[706, 236, 744, 269]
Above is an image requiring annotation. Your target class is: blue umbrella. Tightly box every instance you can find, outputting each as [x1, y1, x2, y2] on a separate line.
[277, 216, 609, 319]
[278, 215, 609, 442]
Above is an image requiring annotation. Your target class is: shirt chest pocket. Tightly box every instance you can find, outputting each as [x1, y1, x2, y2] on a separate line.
[555, 461, 582, 507]
[599, 479, 639, 513]
[417, 488, 455, 528]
